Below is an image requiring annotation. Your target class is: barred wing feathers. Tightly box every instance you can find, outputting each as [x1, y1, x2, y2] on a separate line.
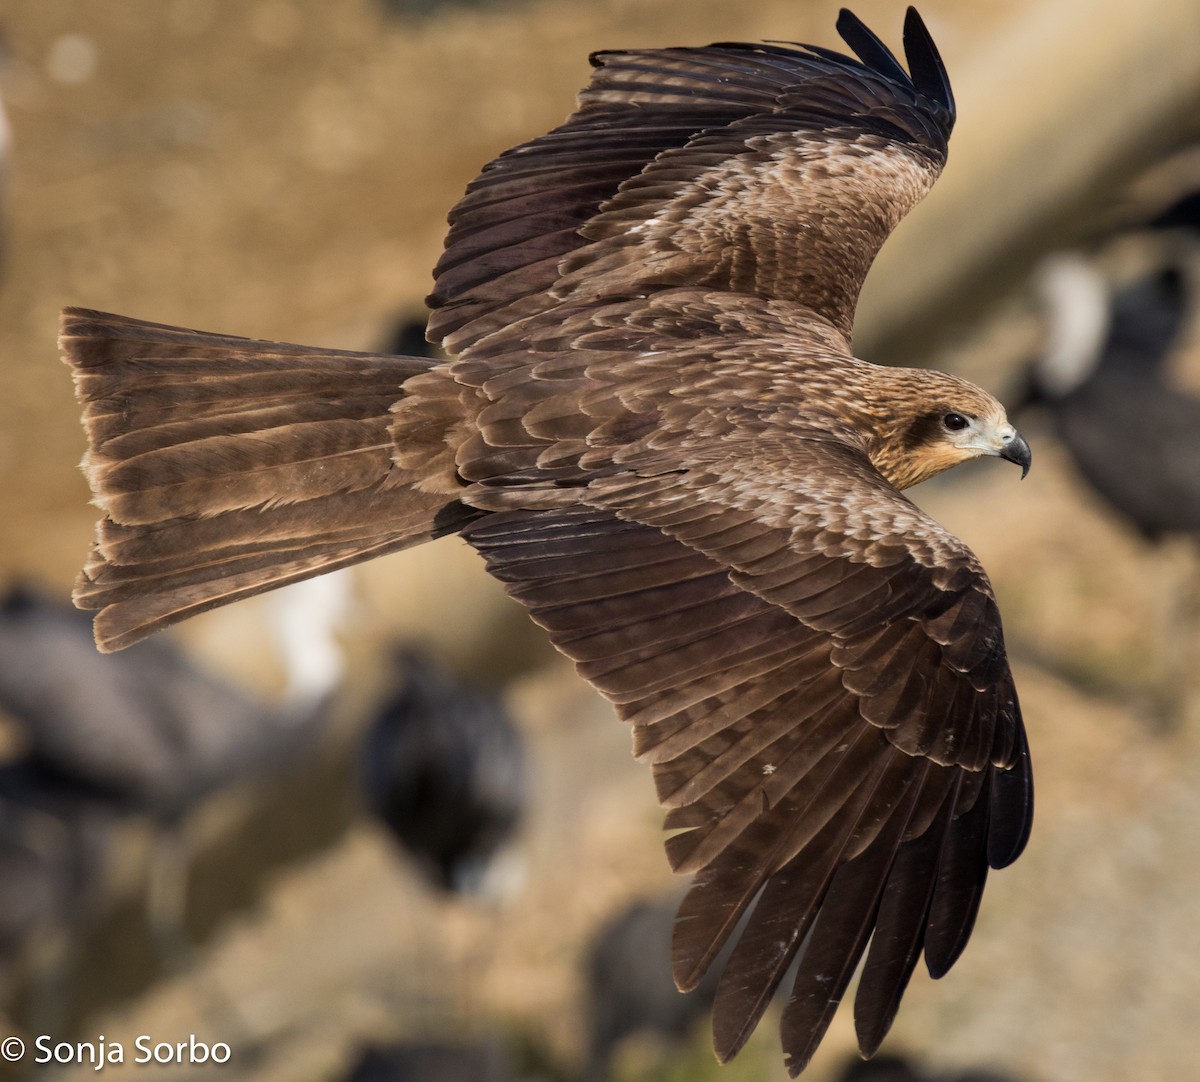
[464, 498, 1030, 1074]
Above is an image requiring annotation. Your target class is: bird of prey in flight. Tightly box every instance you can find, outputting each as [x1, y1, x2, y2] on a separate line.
[62, 7, 1033, 1075]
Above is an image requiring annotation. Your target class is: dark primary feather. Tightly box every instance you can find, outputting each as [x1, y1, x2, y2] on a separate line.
[61, 11, 1032, 1076]
[900, 7, 955, 120]
[359, 649, 527, 895]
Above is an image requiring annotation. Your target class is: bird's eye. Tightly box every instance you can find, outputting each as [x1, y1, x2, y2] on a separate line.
[942, 412, 970, 432]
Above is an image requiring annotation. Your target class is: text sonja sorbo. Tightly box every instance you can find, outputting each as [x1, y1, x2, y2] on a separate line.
[34, 1033, 231, 1069]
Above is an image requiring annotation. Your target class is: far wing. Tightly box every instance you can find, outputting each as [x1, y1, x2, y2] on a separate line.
[463, 502, 1030, 1074]
[430, 8, 955, 351]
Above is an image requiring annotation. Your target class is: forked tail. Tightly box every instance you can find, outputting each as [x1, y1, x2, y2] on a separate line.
[62, 308, 472, 651]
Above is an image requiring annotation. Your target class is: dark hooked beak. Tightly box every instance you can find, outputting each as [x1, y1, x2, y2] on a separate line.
[999, 431, 1032, 479]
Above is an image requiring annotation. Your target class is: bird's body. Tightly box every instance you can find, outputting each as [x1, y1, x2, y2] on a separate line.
[61, 10, 1033, 1075]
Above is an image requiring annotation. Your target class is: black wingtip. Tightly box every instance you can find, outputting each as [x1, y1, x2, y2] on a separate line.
[833, 8, 954, 135]
[836, 8, 908, 86]
[987, 751, 1034, 870]
[903, 7, 956, 122]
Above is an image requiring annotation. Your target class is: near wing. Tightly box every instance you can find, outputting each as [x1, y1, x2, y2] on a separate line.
[463, 446, 1030, 1074]
[429, 7, 955, 351]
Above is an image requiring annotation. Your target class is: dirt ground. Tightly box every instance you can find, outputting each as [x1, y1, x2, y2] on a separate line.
[1, 2, 1199, 1081]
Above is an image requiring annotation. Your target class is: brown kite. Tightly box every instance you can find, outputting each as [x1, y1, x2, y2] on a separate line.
[62, 7, 1033, 1075]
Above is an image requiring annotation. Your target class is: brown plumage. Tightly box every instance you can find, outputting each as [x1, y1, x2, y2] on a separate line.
[61, 8, 1033, 1076]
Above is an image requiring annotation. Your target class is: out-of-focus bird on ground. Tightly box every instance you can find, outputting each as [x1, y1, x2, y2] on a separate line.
[1023, 255, 1200, 543]
[0, 577, 350, 973]
[581, 894, 719, 1082]
[62, 10, 1034, 1074]
[0, 580, 345, 815]
[1020, 141, 1200, 539]
[1018, 170, 1200, 722]
[359, 648, 527, 898]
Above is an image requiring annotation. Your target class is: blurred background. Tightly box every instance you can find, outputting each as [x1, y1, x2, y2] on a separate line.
[0, 0, 1199, 1079]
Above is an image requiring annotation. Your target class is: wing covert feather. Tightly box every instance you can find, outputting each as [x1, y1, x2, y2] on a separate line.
[584, 447, 1024, 774]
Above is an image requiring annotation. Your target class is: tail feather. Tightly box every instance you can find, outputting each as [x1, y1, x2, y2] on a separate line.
[95, 423, 398, 524]
[80, 529, 414, 653]
[61, 307, 469, 652]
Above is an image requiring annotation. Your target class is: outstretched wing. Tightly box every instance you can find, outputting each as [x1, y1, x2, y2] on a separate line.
[444, 283, 1029, 1070]
[464, 493, 1030, 1075]
[429, 7, 954, 351]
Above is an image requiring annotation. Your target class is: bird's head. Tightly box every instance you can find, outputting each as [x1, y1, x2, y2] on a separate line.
[865, 370, 1031, 490]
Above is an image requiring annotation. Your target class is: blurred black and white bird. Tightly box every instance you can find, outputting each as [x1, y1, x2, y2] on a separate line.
[1023, 253, 1200, 541]
[1019, 171, 1200, 721]
[0, 578, 347, 814]
[358, 648, 527, 898]
[581, 894, 720, 1082]
[0, 575, 350, 968]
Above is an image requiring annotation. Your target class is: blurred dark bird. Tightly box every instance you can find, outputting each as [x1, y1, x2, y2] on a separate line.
[1020, 209, 1200, 722]
[0, 579, 348, 966]
[381, 315, 441, 360]
[342, 1039, 513, 1082]
[61, 9, 1033, 1074]
[582, 895, 719, 1081]
[0, 581, 343, 815]
[0, 763, 109, 942]
[1022, 253, 1200, 541]
[360, 649, 526, 897]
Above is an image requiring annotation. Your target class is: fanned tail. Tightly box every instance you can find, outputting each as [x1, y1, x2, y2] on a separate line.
[62, 308, 472, 651]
